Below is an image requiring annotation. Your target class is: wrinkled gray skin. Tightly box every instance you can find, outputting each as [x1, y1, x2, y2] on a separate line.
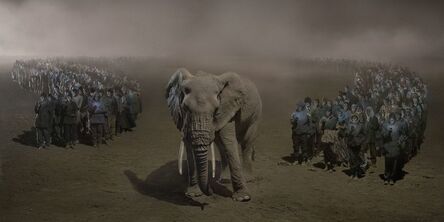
[166, 68, 262, 201]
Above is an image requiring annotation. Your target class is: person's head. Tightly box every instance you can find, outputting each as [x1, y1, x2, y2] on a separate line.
[395, 112, 402, 121]
[326, 100, 332, 107]
[390, 98, 398, 106]
[313, 99, 319, 107]
[94, 93, 100, 101]
[351, 103, 357, 112]
[337, 94, 342, 101]
[326, 109, 332, 117]
[304, 97, 312, 107]
[389, 113, 396, 124]
[319, 98, 325, 106]
[39, 93, 47, 102]
[296, 102, 305, 112]
[366, 107, 374, 117]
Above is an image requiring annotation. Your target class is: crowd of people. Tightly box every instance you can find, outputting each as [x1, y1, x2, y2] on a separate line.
[11, 58, 429, 185]
[290, 64, 428, 185]
[11, 59, 142, 149]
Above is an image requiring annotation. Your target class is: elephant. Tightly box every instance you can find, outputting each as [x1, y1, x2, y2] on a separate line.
[166, 68, 262, 202]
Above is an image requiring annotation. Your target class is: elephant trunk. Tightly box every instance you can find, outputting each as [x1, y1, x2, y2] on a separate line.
[185, 113, 215, 146]
[183, 113, 215, 196]
[194, 145, 212, 196]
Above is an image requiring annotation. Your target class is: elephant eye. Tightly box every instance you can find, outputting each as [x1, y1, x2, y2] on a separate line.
[184, 87, 191, 94]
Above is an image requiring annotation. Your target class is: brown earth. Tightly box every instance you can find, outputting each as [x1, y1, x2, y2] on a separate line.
[0, 57, 443, 222]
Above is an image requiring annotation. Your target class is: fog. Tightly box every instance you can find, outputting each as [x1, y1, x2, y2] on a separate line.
[1, 0, 443, 62]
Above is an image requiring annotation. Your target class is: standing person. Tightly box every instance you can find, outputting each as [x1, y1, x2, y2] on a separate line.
[89, 93, 107, 147]
[135, 90, 142, 117]
[62, 93, 78, 149]
[119, 93, 131, 133]
[79, 88, 89, 136]
[72, 89, 83, 144]
[34, 93, 52, 149]
[346, 114, 366, 179]
[114, 89, 123, 136]
[319, 109, 338, 172]
[126, 89, 137, 128]
[52, 94, 64, 145]
[102, 89, 118, 140]
[382, 113, 404, 185]
[309, 99, 322, 154]
[290, 102, 315, 165]
[379, 99, 391, 121]
[364, 107, 380, 167]
[46, 94, 55, 144]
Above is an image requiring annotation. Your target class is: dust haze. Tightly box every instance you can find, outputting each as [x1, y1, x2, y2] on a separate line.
[2, 1, 444, 221]
[1, 0, 443, 62]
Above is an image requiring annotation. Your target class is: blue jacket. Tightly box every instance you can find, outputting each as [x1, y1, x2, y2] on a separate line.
[89, 100, 106, 124]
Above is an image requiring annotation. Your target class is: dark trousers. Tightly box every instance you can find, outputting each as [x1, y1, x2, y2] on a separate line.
[36, 127, 50, 146]
[91, 123, 104, 146]
[292, 132, 313, 163]
[322, 142, 335, 169]
[104, 117, 110, 139]
[384, 156, 399, 181]
[64, 124, 77, 145]
[52, 123, 62, 142]
[349, 145, 363, 176]
[129, 112, 137, 128]
[366, 142, 377, 164]
[106, 115, 116, 139]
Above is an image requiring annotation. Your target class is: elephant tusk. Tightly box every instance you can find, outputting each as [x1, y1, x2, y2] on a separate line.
[211, 142, 216, 178]
[178, 140, 185, 175]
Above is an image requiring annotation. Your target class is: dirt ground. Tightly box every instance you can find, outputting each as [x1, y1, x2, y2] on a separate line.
[0, 57, 443, 222]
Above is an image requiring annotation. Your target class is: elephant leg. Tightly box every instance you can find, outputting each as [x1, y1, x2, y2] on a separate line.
[219, 121, 250, 201]
[185, 142, 201, 197]
[240, 121, 259, 175]
[214, 137, 230, 183]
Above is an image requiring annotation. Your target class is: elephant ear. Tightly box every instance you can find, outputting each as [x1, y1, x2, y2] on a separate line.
[214, 72, 246, 130]
[166, 68, 193, 131]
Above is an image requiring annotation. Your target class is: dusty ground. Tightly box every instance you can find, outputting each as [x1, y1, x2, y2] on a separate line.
[0, 57, 443, 222]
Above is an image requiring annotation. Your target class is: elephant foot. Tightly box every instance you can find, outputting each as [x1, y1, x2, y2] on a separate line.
[185, 185, 203, 198]
[232, 188, 251, 202]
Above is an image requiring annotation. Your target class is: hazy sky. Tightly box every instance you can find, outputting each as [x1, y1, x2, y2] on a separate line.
[1, 0, 443, 61]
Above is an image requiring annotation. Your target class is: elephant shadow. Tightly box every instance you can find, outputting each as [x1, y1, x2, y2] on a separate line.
[124, 160, 232, 207]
